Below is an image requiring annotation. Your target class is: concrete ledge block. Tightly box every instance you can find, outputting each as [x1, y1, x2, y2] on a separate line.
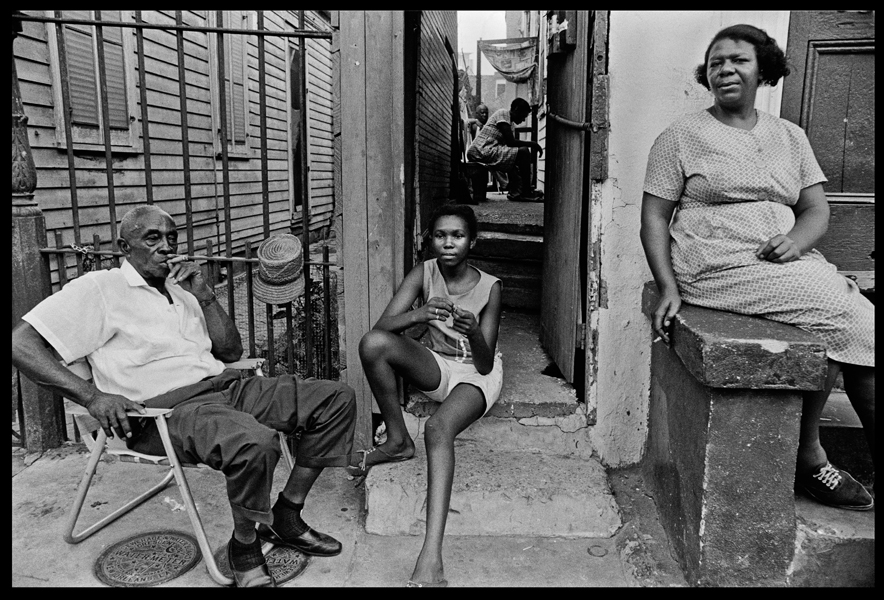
[642, 282, 827, 390]
[644, 329, 804, 586]
[365, 438, 621, 537]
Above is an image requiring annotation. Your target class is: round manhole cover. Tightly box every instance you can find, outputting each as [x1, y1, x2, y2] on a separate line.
[212, 543, 310, 585]
[94, 531, 201, 587]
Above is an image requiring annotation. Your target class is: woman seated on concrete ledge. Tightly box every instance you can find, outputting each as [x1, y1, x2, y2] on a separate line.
[640, 24, 874, 511]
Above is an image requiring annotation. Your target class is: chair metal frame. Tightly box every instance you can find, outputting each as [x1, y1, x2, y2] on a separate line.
[62, 358, 293, 586]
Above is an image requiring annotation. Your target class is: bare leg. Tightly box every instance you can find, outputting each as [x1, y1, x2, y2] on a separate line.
[359, 330, 443, 459]
[410, 384, 485, 584]
[842, 363, 875, 468]
[797, 359, 840, 473]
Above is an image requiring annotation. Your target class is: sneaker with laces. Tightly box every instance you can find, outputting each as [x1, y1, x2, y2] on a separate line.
[797, 462, 874, 511]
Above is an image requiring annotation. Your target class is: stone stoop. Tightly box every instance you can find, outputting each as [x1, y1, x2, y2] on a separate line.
[362, 310, 622, 539]
[787, 495, 875, 587]
[363, 439, 622, 538]
[471, 195, 543, 311]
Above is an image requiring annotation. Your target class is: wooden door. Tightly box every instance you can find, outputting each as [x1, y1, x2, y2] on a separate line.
[540, 11, 592, 384]
[782, 11, 875, 285]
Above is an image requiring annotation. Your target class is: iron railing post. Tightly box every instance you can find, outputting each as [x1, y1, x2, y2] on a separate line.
[12, 11, 64, 452]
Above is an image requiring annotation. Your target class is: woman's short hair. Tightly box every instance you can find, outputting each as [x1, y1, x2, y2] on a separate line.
[510, 97, 530, 114]
[428, 203, 478, 240]
[694, 24, 790, 89]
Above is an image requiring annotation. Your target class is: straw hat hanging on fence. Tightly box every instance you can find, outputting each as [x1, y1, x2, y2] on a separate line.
[253, 234, 305, 305]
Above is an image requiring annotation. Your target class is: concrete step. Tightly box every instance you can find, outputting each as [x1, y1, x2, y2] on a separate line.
[819, 391, 873, 487]
[470, 257, 541, 311]
[406, 310, 579, 420]
[473, 230, 543, 262]
[474, 194, 544, 236]
[363, 437, 622, 537]
[470, 257, 541, 281]
[788, 494, 875, 587]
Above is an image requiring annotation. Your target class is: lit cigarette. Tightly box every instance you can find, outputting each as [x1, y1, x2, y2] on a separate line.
[653, 337, 662, 343]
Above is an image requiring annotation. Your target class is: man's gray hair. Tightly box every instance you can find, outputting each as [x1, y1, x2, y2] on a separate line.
[118, 205, 173, 242]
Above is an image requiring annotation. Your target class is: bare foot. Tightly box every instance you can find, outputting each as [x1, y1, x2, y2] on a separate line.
[410, 556, 445, 586]
[349, 439, 415, 474]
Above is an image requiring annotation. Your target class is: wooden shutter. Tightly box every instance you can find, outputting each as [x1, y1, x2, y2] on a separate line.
[61, 10, 128, 131]
[63, 11, 100, 127]
[101, 11, 129, 130]
[223, 11, 247, 145]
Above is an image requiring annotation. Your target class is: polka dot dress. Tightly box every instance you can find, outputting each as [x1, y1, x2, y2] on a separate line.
[466, 108, 519, 169]
[644, 109, 874, 367]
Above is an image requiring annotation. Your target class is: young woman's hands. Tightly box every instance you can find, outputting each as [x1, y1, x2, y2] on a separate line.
[451, 305, 480, 338]
[423, 297, 454, 324]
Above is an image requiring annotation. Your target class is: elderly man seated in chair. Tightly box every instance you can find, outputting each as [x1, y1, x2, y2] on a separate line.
[11, 205, 356, 588]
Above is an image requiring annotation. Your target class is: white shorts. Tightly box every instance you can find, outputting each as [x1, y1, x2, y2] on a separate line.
[419, 350, 503, 416]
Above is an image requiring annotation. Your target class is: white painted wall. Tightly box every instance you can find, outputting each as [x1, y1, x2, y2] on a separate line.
[589, 11, 790, 466]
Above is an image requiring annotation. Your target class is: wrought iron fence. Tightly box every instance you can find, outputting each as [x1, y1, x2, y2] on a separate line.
[12, 10, 338, 448]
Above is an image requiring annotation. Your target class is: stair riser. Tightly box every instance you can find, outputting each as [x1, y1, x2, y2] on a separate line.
[818, 426, 874, 487]
[408, 391, 579, 419]
[468, 258, 541, 310]
[474, 238, 542, 261]
[469, 258, 541, 281]
[401, 412, 596, 458]
[480, 221, 544, 236]
[501, 286, 540, 310]
[789, 527, 875, 587]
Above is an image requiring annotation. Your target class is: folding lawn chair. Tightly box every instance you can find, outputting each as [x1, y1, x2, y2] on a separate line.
[62, 357, 294, 586]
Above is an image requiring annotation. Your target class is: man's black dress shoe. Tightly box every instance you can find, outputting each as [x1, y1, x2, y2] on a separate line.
[227, 539, 276, 587]
[256, 522, 342, 557]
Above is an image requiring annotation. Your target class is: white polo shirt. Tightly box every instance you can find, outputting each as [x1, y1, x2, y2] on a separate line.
[23, 260, 225, 402]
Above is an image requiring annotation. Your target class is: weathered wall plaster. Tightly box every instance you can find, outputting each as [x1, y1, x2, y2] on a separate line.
[591, 11, 790, 466]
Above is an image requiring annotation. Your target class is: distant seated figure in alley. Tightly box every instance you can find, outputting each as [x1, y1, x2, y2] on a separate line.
[465, 102, 489, 139]
[467, 97, 543, 202]
[640, 24, 874, 511]
[10, 205, 357, 587]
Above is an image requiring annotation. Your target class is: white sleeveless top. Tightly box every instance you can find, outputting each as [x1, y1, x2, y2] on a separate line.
[421, 258, 500, 365]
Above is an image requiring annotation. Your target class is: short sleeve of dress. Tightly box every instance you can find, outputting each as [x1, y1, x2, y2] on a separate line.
[643, 126, 684, 202]
[795, 129, 828, 190]
[485, 109, 509, 129]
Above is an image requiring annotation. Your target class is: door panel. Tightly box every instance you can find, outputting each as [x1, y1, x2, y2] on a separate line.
[541, 11, 591, 384]
[782, 11, 874, 275]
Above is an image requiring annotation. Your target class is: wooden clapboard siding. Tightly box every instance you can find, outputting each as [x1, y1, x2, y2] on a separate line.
[305, 33, 335, 230]
[415, 11, 458, 237]
[15, 10, 335, 289]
